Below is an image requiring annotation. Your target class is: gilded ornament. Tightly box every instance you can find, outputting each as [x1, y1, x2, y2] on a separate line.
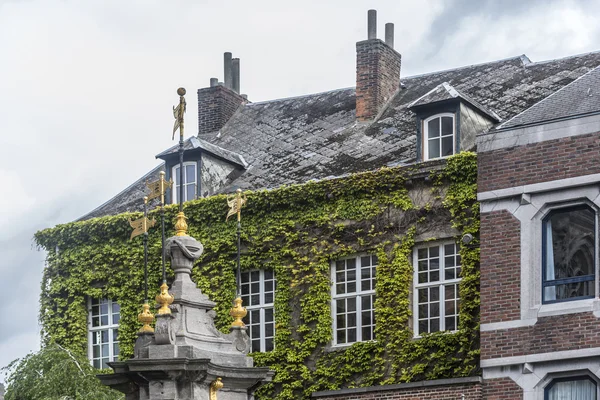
[209, 377, 223, 400]
[229, 296, 247, 328]
[156, 282, 174, 315]
[174, 211, 188, 236]
[137, 303, 155, 333]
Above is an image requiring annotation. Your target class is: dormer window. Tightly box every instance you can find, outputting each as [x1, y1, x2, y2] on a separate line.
[172, 161, 197, 203]
[424, 113, 455, 160]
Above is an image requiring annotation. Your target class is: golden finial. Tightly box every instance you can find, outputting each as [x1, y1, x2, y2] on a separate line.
[226, 189, 247, 222]
[209, 377, 224, 400]
[229, 296, 247, 327]
[156, 282, 174, 315]
[138, 303, 155, 333]
[174, 211, 188, 236]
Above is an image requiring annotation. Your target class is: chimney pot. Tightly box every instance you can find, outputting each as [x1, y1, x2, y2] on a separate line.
[367, 10, 377, 39]
[224, 52, 233, 89]
[210, 78, 218, 87]
[232, 58, 240, 94]
[385, 23, 394, 48]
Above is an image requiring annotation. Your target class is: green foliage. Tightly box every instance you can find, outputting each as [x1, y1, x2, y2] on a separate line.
[35, 152, 480, 399]
[2, 344, 123, 400]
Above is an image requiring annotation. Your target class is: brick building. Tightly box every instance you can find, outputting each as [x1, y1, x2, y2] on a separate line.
[37, 9, 600, 400]
[478, 66, 600, 399]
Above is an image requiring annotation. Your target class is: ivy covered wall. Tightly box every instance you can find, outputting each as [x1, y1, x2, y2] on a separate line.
[35, 152, 480, 400]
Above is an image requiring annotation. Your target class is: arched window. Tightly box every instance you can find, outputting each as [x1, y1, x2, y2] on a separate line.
[171, 161, 197, 203]
[543, 205, 596, 303]
[545, 376, 597, 399]
[424, 114, 455, 160]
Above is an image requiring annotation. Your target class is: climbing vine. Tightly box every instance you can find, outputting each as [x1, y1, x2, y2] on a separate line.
[35, 152, 479, 399]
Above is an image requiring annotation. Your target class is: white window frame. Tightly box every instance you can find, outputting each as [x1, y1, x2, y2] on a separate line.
[331, 254, 377, 347]
[241, 269, 275, 353]
[171, 161, 197, 204]
[87, 298, 120, 369]
[423, 113, 455, 161]
[413, 241, 461, 337]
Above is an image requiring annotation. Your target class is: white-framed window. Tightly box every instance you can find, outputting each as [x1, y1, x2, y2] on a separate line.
[423, 113, 455, 160]
[413, 242, 461, 336]
[241, 270, 275, 352]
[88, 298, 120, 369]
[331, 254, 377, 346]
[171, 161, 197, 203]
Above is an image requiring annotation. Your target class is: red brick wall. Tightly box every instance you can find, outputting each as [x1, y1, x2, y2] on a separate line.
[314, 383, 482, 399]
[197, 85, 246, 135]
[355, 39, 401, 121]
[481, 312, 600, 360]
[480, 210, 521, 324]
[478, 132, 600, 193]
[483, 378, 522, 400]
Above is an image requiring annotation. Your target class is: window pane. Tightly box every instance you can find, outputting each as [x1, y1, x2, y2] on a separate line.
[265, 293, 273, 304]
[186, 165, 196, 182]
[427, 118, 440, 138]
[251, 270, 259, 282]
[442, 136, 453, 156]
[428, 138, 440, 159]
[441, 116, 453, 135]
[337, 329, 346, 344]
[544, 207, 595, 302]
[545, 281, 594, 301]
[186, 184, 195, 201]
[265, 339, 274, 352]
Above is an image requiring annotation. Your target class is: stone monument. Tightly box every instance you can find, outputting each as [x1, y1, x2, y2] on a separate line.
[98, 233, 272, 399]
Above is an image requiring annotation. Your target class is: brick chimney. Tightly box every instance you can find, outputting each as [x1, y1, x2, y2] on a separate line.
[355, 10, 401, 121]
[197, 52, 246, 135]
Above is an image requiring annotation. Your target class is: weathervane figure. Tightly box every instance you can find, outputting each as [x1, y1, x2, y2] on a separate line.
[173, 87, 188, 237]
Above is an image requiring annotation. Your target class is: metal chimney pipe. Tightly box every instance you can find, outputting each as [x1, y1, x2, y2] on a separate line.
[232, 58, 240, 94]
[210, 78, 218, 87]
[385, 23, 394, 48]
[224, 52, 233, 89]
[367, 10, 377, 39]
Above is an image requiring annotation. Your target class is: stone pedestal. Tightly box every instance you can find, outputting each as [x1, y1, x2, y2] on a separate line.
[98, 234, 272, 399]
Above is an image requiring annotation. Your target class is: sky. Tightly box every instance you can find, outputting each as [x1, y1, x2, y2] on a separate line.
[0, 0, 599, 383]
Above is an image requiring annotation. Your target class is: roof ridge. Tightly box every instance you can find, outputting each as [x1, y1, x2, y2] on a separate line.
[402, 54, 528, 80]
[247, 86, 355, 106]
[525, 49, 600, 67]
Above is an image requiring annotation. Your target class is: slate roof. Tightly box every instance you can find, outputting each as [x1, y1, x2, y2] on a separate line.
[79, 51, 600, 220]
[498, 65, 600, 129]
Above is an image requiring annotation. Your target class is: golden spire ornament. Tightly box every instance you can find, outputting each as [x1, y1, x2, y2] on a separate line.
[156, 281, 174, 315]
[131, 197, 156, 333]
[138, 303, 155, 333]
[227, 189, 248, 327]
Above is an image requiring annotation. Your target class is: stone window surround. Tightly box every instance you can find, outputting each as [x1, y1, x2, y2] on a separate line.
[479, 175, 600, 332]
[483, 355, 600, 400]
